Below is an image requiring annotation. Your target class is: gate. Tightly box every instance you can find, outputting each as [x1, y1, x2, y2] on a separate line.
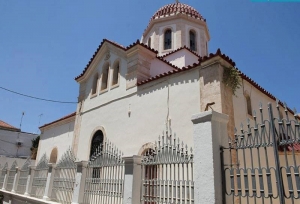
[0, 163, 8, 188]
[51, 149, 77, 204]
[141, 131, 194, 204]
[6, 161, 17, 191]
[31, 153, 49, 198]
[222, 102, 300, 204]
[16, 158, 31, 194]
[83, 138, 125, 204]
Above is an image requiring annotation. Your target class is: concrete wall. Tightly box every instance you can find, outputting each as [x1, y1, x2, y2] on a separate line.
[37, 120, 74, 164]
[0, 129, 37, 158]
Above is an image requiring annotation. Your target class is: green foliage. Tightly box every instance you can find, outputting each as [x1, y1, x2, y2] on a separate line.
[30, 136, 40, 150]
[223, 66, 241, 96]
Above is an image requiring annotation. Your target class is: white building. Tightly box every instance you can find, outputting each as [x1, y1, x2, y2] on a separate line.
[0, 120, 38, 158]
[1, 2, 299, 204]
[37, 1, 296, 163]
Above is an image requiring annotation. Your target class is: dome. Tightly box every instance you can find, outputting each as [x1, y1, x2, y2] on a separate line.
[151, 2, 206, 22]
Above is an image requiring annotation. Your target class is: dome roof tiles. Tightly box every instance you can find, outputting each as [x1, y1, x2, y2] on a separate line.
[151, 3, 205, 22]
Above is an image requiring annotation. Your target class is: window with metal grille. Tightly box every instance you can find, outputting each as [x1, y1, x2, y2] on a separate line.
[90, 130, 104, 179]
[164, 29, 172, 50]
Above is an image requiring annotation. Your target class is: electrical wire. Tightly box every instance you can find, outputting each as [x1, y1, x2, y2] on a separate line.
[0, 86, 77, 104]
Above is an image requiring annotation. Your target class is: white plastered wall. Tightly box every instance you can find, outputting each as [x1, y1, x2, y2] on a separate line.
[0, 129, 37, 157]
[163, 49, 199, 68]
[37, 121, 74, 164]
[76, 68, 200, 160]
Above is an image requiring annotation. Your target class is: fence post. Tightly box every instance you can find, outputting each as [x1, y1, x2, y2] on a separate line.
[24, 166, 35, 196]
[42, 163, 56, 201]
[191, 110, 229, 204]
[11, 167, 19, 193]
[71, 161, 88, 204]
[123, 156, 141, 204]
[1, 169, 8, 190]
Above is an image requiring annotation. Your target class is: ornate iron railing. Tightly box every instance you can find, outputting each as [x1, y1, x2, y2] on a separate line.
[51, 149, 77, 204]
[6, 161, 18, 191]
[83, 138, 125, 204]
[141, 130, 194, 204]
[16, 158, 31, 194]
[0, 163, 8, 188]
[222, 102, 300, 204]
[31, 153, 49, 198]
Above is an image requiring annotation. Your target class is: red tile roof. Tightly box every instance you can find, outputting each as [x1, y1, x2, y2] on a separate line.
[75, 39, 160, 81]
[161, 46, 201, 59]
[39, 112, 76, 129]
[0, 120, 20, 132]
[151, 3, 205, 22]
[143, 3, 206, 36]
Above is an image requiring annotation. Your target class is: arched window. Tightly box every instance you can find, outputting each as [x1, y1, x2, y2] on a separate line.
[90, 130, 104, 159]
[148, 37, 151, 47]
[91, 73, 98, 95]
[101, 63, 110, 91]
[189, 30, 196, 51]
[111, 61, 120, 86]
[164, 29, 172, 50]
[50, 148, 58, 164]
[245, 94, 252, 116]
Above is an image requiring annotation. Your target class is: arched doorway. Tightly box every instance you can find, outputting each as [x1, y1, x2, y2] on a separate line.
[90, 130, 104, 160]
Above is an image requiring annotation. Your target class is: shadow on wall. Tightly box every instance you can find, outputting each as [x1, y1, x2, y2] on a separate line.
[137, 70, 199, 97]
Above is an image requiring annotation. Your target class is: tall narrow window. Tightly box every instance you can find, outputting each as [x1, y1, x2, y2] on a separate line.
[164, 29, 172, 50]
[245, 95, 252, 116]
[112, 61, 120, 86]
[148, 37, 151, 47]
[101, 63, 110, 91]
[91, 74, 98, 95]
[189, 30, 196, 51]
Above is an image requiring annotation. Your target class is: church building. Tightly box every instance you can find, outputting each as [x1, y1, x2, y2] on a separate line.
[1, 2, 298, 204]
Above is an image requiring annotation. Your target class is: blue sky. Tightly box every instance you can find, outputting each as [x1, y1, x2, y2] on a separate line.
[0, 0, 299, 134]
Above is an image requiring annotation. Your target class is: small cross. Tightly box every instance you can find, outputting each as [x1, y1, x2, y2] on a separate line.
[176, 0, 179, 3]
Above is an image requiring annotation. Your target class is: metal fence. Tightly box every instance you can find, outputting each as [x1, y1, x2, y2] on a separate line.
[6, 161, 17, 191]
[0, 163, 8, 188]
[51, 149, 77, 204]
[83, 138, 125, 204]
[16, 159, 31, 194]
[141, 130, 194, 204]
[31, 153, 49, 198]
[222, 102, 300, 204]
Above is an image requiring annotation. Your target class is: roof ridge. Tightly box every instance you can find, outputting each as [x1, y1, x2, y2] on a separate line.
[0, 120, 20, 131]
[75, 39, 159, 80]
[39, 112, 76, 129]
[160, 46, 201, 58]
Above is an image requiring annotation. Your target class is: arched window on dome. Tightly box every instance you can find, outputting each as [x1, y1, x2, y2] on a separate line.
[90, 130, 104, 159]
[101, 63, 110, 91]
[148, 37, 151, 48]
[164, 29, 172, 50]
[189, 30, 196, 51]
